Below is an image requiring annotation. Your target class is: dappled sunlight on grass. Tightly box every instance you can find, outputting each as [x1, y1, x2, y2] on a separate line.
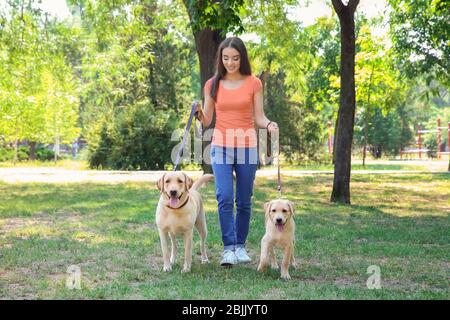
[0, 173, 449, 299]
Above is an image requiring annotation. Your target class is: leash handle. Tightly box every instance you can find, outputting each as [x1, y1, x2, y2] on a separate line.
[173, 100, 199, 171]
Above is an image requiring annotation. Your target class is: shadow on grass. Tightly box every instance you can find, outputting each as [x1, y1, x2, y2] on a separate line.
[1, 174, 449, 299]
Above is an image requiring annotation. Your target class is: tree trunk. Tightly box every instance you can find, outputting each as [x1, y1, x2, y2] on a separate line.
[29, 141, 37, 161]
[362, 123, 367, 167]
[182, 1, 226, 173]
[13, 138, 18, 164]
[54, 137, 60, 163]
[193, 29, 224, 173]
[332, 117, 338, 165]
[330, 0, 359, 204]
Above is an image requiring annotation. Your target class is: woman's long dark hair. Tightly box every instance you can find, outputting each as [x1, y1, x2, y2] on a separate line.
[210, 37, 252, 101]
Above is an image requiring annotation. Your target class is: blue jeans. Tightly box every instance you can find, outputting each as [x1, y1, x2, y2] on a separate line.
[210, 145, 258, 251]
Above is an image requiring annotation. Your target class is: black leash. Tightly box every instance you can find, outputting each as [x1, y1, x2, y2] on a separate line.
[267, 130, 282, 198]
[173, 100, 199, 171]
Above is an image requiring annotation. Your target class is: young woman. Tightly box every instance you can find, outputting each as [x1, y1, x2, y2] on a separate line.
[196, 37, 278, 266]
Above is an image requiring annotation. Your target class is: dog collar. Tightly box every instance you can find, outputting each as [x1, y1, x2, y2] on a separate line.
[166, 195, 190, 209]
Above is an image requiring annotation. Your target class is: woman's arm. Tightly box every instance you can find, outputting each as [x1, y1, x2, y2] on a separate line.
[196, 86, 215, 127]
[253, 88, 278, 132]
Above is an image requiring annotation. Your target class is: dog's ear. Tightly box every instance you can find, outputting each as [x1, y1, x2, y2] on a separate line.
[264, 201, 272, 219]
[157, 173, 165, 193]
[183, 173, 193, 190]
[287, 200, 295, 216]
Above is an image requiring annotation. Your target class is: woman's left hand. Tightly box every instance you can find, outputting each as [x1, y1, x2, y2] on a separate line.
[267, 121, 279, 133]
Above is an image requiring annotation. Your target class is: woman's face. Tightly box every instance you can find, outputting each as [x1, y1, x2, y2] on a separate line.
[222, 47, 241, 75]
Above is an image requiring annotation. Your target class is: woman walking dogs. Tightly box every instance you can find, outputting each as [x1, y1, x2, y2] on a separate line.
[195, 37, 279, 266]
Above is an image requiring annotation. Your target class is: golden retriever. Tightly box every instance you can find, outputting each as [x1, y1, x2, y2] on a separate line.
[156, 172, 214, 273]
[257, 199, 297, 280]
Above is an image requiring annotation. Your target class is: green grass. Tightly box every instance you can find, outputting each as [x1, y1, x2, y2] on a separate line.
[0, 159, 442, 172]
[0, 159, 89, 170]
[0, 173, 449, 299]
[272, 163, 429, 171]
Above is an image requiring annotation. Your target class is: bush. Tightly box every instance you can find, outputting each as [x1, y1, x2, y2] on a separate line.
[0, 146, 29, 161]
[0, 146, 14, 162]
[36, 147, 55, 161]
[88, 124, 114, 169]
[89, 101, 178, 170]
[17, 146, 30, 161]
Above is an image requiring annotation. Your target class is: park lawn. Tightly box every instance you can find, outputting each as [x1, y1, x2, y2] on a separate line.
[275, 163, 430, 171]
[0, 173, 449, 299]
[0, 160, 89, 170]
[0, 159, 436, 172]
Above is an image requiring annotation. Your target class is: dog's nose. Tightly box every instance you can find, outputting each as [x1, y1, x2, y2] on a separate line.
[170, 190, 177, 197]
[276, 218, 283, 223]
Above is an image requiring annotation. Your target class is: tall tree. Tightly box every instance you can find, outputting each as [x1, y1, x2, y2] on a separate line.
[330, 0, 359, 204]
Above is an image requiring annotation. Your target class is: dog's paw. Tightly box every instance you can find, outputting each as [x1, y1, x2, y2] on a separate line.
[280, 273, 291, 281]
[170, 257, 177, 265]
[257, 264, 266, 272]
[271, 263, 279, 270]
[163, 265, 172, 272]
[181, 266, 191, 273]
[201, 258, 209, 264]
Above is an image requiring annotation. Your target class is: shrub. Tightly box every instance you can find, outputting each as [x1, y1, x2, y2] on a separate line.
[0, 146, 14, 162]
[36, 147, 55, 161]
[88, 101, 178, 170]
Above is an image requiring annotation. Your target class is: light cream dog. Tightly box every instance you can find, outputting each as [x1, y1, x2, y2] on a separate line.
[156, 172, 214, 273]
[257, 199, 297, 280]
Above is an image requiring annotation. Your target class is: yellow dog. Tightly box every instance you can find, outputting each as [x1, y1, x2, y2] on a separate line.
[156, 172, 214, 273]
[257, 199, 297, 280]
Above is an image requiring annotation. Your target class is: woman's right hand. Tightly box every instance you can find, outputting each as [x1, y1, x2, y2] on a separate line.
[194, 103, 204, 121]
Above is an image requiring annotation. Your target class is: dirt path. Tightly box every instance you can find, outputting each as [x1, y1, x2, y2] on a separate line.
[0, 163, 448, 184]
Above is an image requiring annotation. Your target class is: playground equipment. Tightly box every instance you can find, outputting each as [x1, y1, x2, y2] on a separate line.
[400, 118, 450, 159]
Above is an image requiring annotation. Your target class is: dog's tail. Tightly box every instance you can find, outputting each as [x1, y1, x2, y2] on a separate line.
[190, 174, 215, 191]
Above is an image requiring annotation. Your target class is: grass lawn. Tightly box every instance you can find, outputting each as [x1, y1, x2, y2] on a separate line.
[0, 160, 89, 170]
[0, 173, 449, 299]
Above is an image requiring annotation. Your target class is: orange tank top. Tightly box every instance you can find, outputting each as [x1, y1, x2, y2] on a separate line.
[204, 75, 262, 148]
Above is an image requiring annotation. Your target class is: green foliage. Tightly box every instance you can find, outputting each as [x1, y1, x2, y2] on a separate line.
[183, 0, 245, 35]
[16, 146, 30, 161]
[88, 123, 114, 169]
[36, 147, 55, 161]
[89, 101, 178, 170]
[263, 71, 324, 162]
[0, 146, 14, 162]
[113, 105, 177, 170]
[423, 135, 438, 158]
[0, 145, 30, 161]
[74, 0, 197, 169]
[303, 17, 340, 116]
[355, 108, 403, 157]
[1, 0, 447, 167]
[388, 0, 449, 88]
[0, 1, 80, 161]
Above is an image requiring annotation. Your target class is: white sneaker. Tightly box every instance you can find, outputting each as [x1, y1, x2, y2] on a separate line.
[235, 247, 251, 263]
[220, 249, 237, 267]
